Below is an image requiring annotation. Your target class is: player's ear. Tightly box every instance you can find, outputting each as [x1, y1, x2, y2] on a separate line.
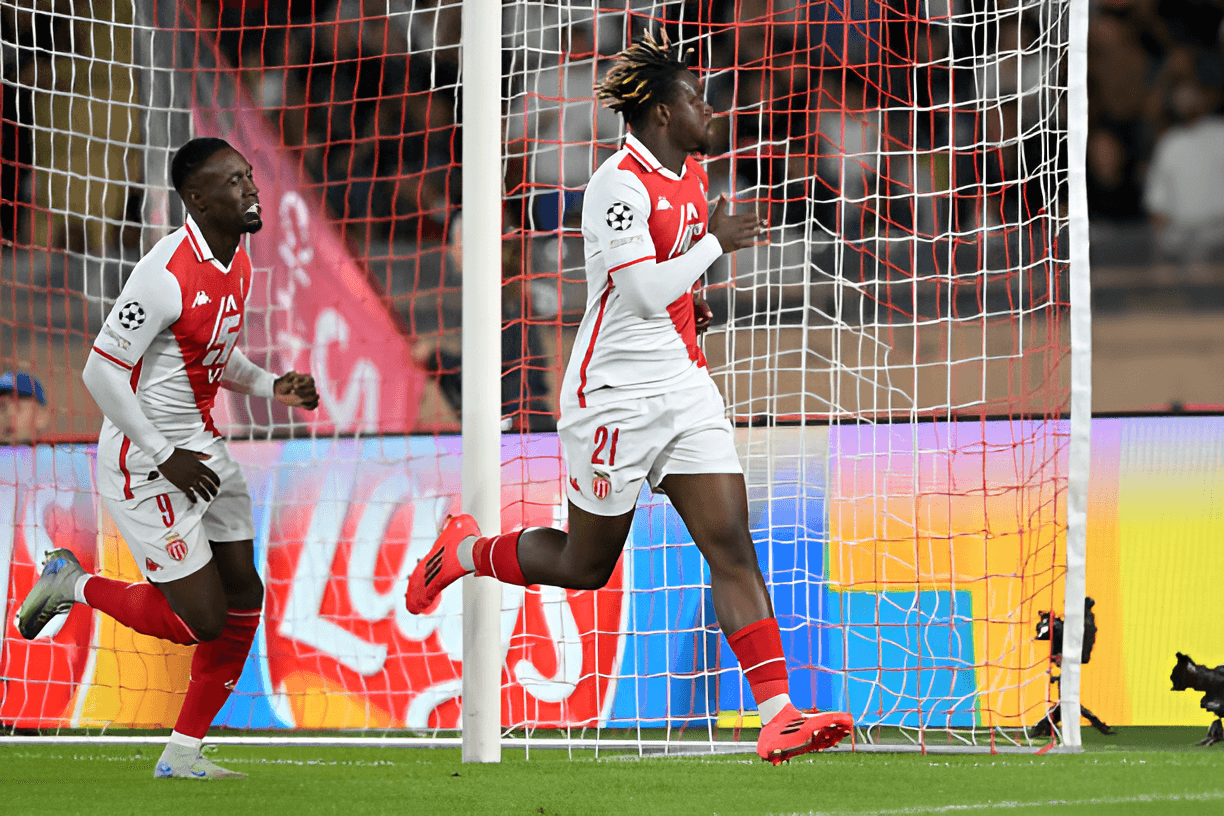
[184, 182, 205, 214]
[653, 100, 671, 128]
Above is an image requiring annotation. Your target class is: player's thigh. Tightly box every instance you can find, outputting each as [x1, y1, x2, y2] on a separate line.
[564, 497, 636, 575]
[559, 397, 660, 517]
[199, 445, 262, 609]
[101, 490, 229, 637]
[103, 488, 214, 584]
[653, 381, 754, 566]
[659, 471, 755, 570]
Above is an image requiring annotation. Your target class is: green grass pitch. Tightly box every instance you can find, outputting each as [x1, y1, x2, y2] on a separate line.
[2, 728, 1222, 815]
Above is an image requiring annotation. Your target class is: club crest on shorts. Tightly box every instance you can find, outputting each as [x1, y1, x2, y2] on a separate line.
[166, 537, 188, 562]
[592, 470, 611, 500]
[145, 557, 163, 572]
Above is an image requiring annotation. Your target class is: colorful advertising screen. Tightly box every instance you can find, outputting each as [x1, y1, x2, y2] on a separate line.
[2, 418, 1222, 731]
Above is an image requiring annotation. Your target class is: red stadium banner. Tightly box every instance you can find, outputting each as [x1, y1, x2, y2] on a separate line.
[192, 97, 423, 436]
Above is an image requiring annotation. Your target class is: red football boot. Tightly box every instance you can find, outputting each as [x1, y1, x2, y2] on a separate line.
[405, 514, 482, 615]
[757, 704, 853, 765]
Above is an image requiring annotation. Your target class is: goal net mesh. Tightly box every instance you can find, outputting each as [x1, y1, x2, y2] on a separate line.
[1, 0, 1075, 752]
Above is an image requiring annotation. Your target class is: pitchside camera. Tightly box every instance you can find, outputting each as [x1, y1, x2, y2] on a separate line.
[1171, 653, 1224, 717]
[1035, 596, 1097, 664]
[1170, 652, 1224, 746]
[1030, 597, 1114, 737]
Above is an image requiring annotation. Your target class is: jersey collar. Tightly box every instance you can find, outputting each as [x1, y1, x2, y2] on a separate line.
[183, 215, 234, 273]
[624, 133, 686, 182]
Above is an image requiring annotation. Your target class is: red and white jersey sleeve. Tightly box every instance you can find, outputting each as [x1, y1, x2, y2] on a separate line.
[560, 133, 717, 409]
[89, 216, 257, 499]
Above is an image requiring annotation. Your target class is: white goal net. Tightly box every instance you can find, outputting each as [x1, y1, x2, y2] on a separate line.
[0, 0, 1089, 753]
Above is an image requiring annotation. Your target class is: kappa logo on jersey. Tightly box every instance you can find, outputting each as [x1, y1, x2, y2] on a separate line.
[117, 301, 146, 330]
[592, 471, 611, 500]
[606, 202, 633, 231]
[166, 537, 188, 562]
[145, 557, 163, 572]
[193, 290, 212, 307]
[656, 196, 672, 210]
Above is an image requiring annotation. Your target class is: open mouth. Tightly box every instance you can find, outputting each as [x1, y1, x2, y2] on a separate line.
[245, 203, 261, 216]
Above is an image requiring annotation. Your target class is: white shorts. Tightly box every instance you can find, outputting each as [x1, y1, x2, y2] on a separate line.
[558, 376, 742, 517]
[102, 441, 255, 582]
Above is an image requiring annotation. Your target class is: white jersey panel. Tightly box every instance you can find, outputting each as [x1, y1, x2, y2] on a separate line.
[560, 150, 703, 409]
[91, 226, 234, 498]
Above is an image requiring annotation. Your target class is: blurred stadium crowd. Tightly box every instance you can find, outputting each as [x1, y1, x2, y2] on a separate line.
[2, 0, 1223, 438]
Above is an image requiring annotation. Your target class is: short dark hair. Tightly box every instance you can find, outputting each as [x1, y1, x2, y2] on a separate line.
[170, 137, 234, 194]
[596, 29, 692, 130]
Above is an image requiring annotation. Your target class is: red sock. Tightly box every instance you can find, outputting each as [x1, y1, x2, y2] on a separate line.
[83, 577, 199, 645]
[173, 609, 260, 740]
[726, 617, 790, 705]
[472, 530, 528, 586]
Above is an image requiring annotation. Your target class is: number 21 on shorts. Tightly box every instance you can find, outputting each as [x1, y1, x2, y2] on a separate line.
[592, 426, 619, 466]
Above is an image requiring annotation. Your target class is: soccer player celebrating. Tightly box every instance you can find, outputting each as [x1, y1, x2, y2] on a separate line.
[16, 138, 319, 778]
[406, 32, 853, 764]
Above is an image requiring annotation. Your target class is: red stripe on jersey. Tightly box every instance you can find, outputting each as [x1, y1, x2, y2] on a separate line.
[184, 221, 206, 261]
[625, 142, 654, 172]
[607, 255, 652, 275]
[666, 292, 707, 369]
[91, 347, 133, 370]
[119, 359, 144, 500]
[576, 284, 614, 408]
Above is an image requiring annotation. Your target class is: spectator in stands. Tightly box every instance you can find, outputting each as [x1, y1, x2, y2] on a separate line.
[0, 372, 50, 445]
[1144, 50, 1224, 262]
[414, 214, 554, 432]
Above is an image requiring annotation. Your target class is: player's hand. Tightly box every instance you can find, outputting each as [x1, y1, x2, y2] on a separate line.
[274, 371, 320, 411]
[158, 449, 220, 504]
[693, 292, 713, 336]
[708, 194, 767, 253]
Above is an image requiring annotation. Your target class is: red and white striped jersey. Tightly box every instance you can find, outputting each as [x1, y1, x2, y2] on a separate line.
[90, 217, 253, 499]
[560, 133, 715, 409]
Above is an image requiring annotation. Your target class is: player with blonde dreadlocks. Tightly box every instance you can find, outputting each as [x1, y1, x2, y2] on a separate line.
[407, 30, 854, 764]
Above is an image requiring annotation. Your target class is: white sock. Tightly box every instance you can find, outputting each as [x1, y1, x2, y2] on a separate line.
[166, 730, 203, 753]
[456, 536, 479, 572]
[758, 693, 791, 725]
[73, 574, 91, 604]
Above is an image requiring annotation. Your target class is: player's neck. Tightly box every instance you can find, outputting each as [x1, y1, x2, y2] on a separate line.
[633, 131, 687, 176]
[195, 221, 239, 267]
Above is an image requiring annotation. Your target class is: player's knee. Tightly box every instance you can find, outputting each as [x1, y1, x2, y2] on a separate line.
[702, 527, 758, 573]
[226, 572, 264, 611]
[570, 560, 617, 590]
[187, 608, 228, 642]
